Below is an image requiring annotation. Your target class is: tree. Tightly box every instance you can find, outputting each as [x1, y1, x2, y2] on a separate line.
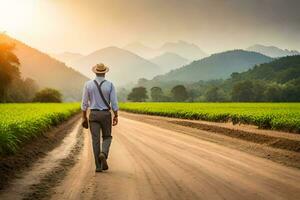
[23, 78, 39, 100]
[264, 84, 283, 102]
[0, 43, 20, 101]
[230, 72, 242, 81]
[5, 78, 39, 102]
[205, 87, 227, 102]
[150, 87, 164, 102]
[127, 87, 148, 102]
[33, 88, 62, 102]
[117, 87, 129, 102]
[187, 89, 200, 102]
[281, 79, 300, 102]
[171, 85, 188, 102]
[231, 80, 255, 102]
[251, 81, 267, 102]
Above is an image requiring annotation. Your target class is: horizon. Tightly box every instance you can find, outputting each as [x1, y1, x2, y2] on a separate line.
[51, 42, 300, 57]
[0, 0, 300, 55]
[2, 33, 298, 58]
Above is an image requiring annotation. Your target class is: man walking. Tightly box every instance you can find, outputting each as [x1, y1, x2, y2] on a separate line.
[81, 63, 119, 172]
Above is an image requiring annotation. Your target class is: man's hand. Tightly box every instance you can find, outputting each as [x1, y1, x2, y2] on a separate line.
[82, 111, 89, 129]
[112, 115, 118, 126]
[82, 111, 87, 120]
[82, 116, 88, 121]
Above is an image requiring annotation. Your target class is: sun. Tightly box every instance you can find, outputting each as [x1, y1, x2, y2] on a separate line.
[0, 0, 37, 33]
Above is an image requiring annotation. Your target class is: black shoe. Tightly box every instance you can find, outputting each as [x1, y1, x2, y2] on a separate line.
[95, 167, 102, 172]
[99, 152, 109, 170]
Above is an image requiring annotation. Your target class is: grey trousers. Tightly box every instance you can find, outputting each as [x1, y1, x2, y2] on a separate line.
[89, 110, 112, 168]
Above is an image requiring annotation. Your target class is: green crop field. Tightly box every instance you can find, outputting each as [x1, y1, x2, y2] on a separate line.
[0, 103, 80, 155]
[119, 102, 300, 133]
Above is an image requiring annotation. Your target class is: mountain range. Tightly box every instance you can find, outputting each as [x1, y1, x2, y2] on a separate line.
[124, 41, 207, 60]
[150, 52, 190, 73]
[3, 33, 299, 102]
[123, 42, 158, 58]
[247, 44, 300, 58]
[160, 41, 207, 60]
[69, 46, 162, 86]
[68, 42, 206, 86]
[54, 44, 194, 78]
[152, 50, 273, 83]
[0, 34, 88, 101]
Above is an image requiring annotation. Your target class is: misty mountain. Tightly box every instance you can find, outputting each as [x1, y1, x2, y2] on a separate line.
[52, 52, 83, 64]
[229, 55, 300, 84]
[218, 55, 300, 101]
[187, 55, 300, 102]
[0, 34, 88, 101]
[69, 46, 162, 86]
[123, 42, 159, 58]
[152, 50, 273, 83]
[160, 40, 207, 60]
[124, 40, 207, 60]
[247, 44, 300, 58]
[150, 52, 190, 73]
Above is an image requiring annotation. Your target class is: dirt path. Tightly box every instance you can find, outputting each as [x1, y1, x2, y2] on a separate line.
[0, 120, 83, 200]
[52, 116, 300, 200]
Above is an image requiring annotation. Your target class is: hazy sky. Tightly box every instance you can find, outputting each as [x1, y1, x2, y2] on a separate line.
[0, 0, 299, 54]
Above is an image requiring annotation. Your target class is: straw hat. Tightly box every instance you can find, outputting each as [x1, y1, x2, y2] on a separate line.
[92, 63, 109, 74]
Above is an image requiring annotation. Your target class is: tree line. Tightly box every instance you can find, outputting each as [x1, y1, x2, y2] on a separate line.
[126, 79, 300, 102]
[127, 85, 189, 102]
[0, 43, 62, 102]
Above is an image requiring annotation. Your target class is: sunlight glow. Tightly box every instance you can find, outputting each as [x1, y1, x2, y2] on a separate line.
[0, 0, 37, 33]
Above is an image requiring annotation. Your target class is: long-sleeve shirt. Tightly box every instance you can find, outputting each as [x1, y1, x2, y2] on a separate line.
[81, 76, 119, 111]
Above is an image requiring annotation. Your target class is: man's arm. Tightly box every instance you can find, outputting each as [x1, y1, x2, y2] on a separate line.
[82, 110, 87, 120]
[81, 83, 89, 121]
[110, 83, 119, 126]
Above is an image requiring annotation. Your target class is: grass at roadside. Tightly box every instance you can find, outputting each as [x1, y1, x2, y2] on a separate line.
[119, 102, 300, 133]
[0, 103, 80, 155]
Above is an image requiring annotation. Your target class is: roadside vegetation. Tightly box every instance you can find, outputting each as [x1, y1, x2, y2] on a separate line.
[0, 40, 63, 103]
[120, 102, 300, 133]
[0, 103, 80, 155]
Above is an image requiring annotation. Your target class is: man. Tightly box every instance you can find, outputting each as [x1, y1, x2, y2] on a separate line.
[81, 63, 118, 172]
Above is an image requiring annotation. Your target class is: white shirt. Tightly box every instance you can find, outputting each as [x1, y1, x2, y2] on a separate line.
[81, 76, 118, 111]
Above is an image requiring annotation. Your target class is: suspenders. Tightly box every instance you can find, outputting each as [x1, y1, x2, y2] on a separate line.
[93, 80, 111, 110]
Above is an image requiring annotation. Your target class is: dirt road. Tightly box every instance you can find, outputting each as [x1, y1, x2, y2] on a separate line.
[51, 116, 300, 200]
